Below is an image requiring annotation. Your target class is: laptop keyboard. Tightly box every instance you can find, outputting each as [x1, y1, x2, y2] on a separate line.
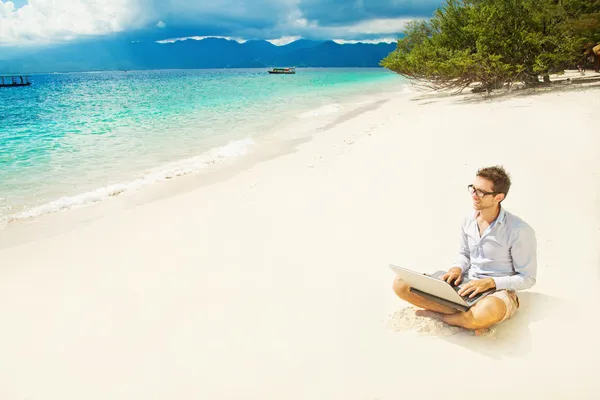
[452, 285, 486, 303]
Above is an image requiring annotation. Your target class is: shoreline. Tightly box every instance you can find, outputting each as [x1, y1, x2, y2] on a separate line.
[0, 68, 404, 232]
[0, 81, 411, 249]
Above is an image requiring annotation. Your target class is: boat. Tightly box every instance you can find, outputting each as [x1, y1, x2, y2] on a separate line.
[268, 67, 296, 75]
[0, 75, 32, 88]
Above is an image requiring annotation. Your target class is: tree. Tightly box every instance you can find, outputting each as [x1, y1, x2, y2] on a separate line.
[381, 0, 598, 92]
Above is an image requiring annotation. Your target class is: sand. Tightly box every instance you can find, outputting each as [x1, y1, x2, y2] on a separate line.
[0, 79, 599, 399]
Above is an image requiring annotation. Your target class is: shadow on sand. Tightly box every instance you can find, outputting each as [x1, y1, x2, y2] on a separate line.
[439, 291, 571, 359]
[407, 77, 600, 106]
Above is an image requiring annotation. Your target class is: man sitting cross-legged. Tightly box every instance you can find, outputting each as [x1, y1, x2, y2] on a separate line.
[393, 166, 537, 335]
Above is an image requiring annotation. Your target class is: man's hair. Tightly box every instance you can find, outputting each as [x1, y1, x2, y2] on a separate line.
[477, 166, 511, 195]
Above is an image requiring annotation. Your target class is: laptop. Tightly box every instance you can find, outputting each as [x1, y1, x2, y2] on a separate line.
[389, 264, 496, 312]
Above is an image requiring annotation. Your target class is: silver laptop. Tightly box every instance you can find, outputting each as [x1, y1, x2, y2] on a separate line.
[389, 264, 495, 312]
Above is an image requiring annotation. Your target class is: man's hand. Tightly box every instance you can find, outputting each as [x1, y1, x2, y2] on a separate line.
[440, 267, 463, 286]
[457, 278, 496, 298]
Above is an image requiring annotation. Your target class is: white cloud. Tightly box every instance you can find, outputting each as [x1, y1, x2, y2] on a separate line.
[0, 0, 146, 46]
[254, 12, 411, 42]
[308, 17, 414, 40]
[156, 20, 166, 28]
[0, 0, 15, 14]
[267, 36, 301, 46]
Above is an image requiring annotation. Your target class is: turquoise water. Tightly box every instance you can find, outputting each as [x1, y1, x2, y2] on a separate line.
[0, 68, 403, 224]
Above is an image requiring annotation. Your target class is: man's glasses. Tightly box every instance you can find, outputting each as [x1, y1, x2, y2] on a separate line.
[468, 184, 500, 198]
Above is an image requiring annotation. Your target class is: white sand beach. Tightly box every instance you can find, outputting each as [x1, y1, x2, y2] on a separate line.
[0, 81, 599, 399]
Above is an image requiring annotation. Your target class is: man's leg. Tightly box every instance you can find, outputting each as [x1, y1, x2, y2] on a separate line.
[415, 295, 510, 334]
[392, 277, 457, 315]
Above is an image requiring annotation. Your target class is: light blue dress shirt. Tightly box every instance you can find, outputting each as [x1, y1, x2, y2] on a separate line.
[454, 206, 537, 291]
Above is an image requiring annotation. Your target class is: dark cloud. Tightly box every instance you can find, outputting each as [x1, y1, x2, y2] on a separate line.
[297, 0, 442, 26]
[144, 0, 296, 30]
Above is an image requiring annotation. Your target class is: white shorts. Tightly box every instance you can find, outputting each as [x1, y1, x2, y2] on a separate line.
[488, 290, 520, 323]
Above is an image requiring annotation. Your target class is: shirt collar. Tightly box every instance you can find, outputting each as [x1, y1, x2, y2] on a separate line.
[497, 206, 506, 225]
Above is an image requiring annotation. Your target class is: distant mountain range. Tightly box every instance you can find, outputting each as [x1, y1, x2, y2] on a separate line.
[0, 38, 398, 74]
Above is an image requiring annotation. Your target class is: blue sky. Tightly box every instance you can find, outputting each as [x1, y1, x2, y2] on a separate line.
[0, 0, 443, 47]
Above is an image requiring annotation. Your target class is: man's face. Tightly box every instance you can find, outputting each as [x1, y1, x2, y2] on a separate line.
[470, 176, 503, 211]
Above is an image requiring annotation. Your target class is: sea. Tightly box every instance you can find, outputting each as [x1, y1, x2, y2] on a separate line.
[0, 68, 406, 228]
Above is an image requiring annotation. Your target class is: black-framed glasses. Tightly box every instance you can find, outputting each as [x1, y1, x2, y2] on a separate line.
[468, 184, 499, 198]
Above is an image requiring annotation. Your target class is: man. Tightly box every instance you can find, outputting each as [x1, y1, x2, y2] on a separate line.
[393, 166, 537, 334]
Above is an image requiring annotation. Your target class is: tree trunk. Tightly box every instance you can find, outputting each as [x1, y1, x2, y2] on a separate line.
[543, 74, 551, 83]
[524, 73, 540, 87]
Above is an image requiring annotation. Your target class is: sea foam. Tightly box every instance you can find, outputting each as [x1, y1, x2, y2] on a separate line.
[7, 138, 255, 222]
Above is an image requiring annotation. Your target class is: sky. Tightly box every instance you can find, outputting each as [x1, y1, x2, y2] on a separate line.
[0, 0, 443, 47]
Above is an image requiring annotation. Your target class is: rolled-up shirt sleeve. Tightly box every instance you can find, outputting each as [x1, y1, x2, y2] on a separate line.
[493, 225, 537, 291]
[454, 218, 471, 273]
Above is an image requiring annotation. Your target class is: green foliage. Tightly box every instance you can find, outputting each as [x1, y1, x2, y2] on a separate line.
[563, 0, 600, 51]
[381, 0, 600, 92]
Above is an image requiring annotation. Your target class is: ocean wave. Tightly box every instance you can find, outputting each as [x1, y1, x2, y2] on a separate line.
[7, 138, 255, 223]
